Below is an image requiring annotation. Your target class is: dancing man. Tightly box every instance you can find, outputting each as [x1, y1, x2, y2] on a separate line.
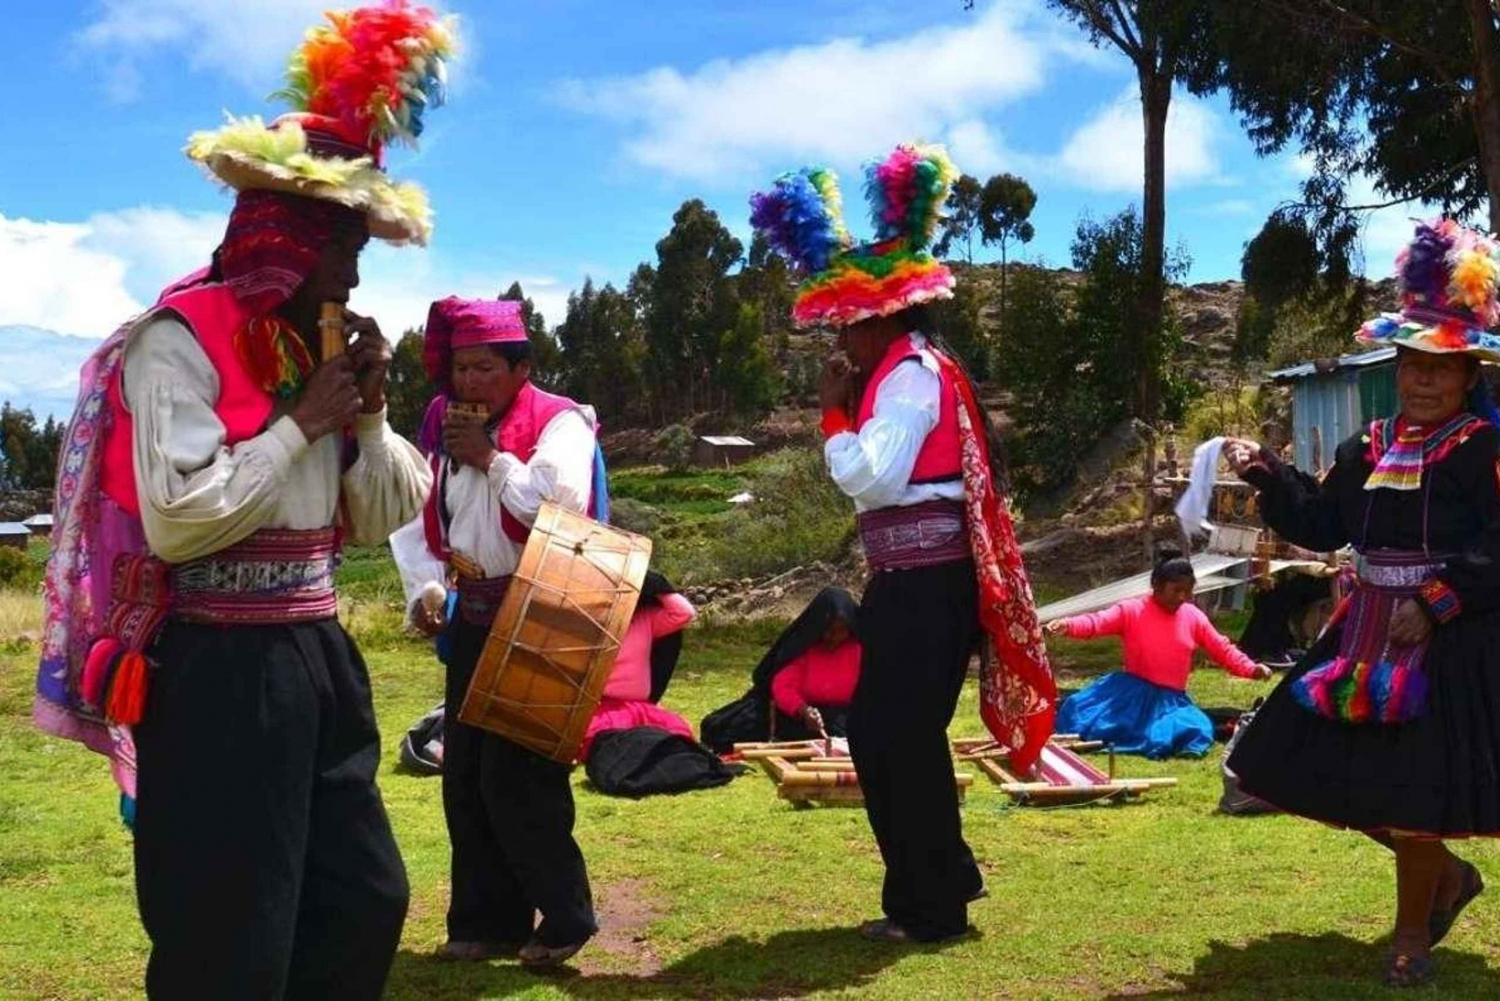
[750, 144, 1055, 944]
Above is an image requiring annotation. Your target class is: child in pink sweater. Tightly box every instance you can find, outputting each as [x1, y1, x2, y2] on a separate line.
[1046, 552, 1271, 758]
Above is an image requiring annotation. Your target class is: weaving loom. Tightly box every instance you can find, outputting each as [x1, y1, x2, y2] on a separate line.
[734, 740, 974, 807]
[952, 736, 1177, 805]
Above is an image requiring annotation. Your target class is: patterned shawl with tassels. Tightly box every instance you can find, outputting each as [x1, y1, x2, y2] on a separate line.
[940, 353, 1056, 773]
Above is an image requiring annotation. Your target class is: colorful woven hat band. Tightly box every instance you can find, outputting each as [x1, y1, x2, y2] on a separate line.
[751, 143, 958, 329]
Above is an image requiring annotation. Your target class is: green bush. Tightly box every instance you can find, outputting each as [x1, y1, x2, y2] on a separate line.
[609, 497, 662, 535]
[704, 447, 852, 579]
[0, 547, 28, 587]
[653, 425, 696, 472]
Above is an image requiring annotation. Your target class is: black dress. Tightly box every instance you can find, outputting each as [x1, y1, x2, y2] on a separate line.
[1228, 421, 1500, 836]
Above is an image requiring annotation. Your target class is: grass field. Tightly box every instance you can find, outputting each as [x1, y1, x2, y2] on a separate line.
[6, 571, 1500, 1001]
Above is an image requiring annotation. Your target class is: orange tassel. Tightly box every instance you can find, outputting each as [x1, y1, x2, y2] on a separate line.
[105, 652, 150, 726]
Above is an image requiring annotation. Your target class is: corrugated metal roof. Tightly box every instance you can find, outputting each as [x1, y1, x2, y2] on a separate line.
[699, 435, 754, 447]
[0, 523, 31, 535]
[23, 514, 52, 526]
[1267, 347, 1395, 383]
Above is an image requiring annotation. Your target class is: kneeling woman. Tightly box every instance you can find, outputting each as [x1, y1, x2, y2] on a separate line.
[1046, 553, 1271, 759]
[700, 588, 861, 751]
[579, 571, 697, 760]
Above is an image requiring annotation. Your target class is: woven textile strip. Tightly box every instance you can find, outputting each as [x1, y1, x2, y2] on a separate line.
[1365, 413, 1486, 492]
[455, 574, 513, 628]
[857, 499, 968, 571]
[1292, 549, 1443, 724]
[172, 528, 340, 625]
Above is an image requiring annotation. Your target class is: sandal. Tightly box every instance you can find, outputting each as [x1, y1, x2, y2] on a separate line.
[518, 938, 586, 968]
[435, 940, 523, 961]
[1384, 951, 1435, 989]
[1429, 861, 1484, 948]
[858, 918, 911, 944]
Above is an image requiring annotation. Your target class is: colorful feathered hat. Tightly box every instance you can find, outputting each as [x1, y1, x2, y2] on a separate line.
[1357, 218, 1500, 361]
[751, 143, 958, 329]
[185, 1, 458, 246]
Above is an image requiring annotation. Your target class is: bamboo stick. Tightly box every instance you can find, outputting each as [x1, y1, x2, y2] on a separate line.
[319, 302, 346, 360]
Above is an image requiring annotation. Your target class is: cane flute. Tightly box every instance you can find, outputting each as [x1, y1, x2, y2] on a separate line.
[319, 302, 347, 360]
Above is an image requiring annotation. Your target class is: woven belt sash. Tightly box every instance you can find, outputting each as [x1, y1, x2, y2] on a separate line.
[456, 573, 512, 627]
[857, 498, 970, 572]
[172, 528, 340, 625]
[1292, 549, 1449, 724]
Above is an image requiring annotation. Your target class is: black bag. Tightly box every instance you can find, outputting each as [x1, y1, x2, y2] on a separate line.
[585, 727, 744, 797]
[397, 702, 445, 776]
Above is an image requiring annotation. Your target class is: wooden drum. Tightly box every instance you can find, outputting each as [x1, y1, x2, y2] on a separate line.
[458, 501, 652, 763]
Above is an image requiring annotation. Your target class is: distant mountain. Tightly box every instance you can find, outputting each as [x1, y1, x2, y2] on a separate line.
[0, 325, 100, 422]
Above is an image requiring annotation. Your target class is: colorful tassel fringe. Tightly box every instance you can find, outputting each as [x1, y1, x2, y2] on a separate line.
[81, 637, 123, 709]
[105, 651, 150, 726]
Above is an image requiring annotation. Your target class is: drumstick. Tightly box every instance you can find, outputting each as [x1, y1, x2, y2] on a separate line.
[319, 302, 346, 360]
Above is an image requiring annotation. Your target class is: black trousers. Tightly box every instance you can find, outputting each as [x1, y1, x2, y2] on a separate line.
[443, 618, 597, 947]
[133, 620, 409, 1001]
[848, 560, 984, 941]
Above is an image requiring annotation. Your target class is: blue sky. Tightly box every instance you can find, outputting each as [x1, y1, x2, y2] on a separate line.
[0, 0, 1433, 348]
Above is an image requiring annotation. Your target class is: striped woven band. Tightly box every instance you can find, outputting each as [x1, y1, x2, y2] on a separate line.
[858, 498, 969, 572]
[172, 528, 339, 625]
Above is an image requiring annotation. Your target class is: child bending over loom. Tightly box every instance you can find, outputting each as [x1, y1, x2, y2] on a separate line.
[1045, 552, 1272, 759]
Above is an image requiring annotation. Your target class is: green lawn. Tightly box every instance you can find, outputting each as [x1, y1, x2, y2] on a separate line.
[4, 614, 1500, 999]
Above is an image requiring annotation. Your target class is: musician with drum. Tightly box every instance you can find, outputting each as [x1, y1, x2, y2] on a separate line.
[393, 296, 604, 967]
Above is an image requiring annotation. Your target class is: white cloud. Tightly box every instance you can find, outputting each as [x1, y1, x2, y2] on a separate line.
[558, 3, 1064, 181]
[351, 243, 570, 336]
[1058, 87, 1223, 192]
[75, 0, 472, 103]
[0, 214, 150, 337]
[943, 119, 1048, 180]
[1200, 198, 1255, 217]
[0, 206, 566, 341]
[77, 0, 328, 97]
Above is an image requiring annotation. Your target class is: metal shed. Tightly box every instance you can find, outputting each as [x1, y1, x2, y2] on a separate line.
[0, 523, 30, 550]
[1268, 347, 1396, 472]
[693, 435, 756, 467]
[23, 513, 53, 537]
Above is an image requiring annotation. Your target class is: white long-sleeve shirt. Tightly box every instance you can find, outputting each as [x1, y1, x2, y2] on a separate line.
[122, 315, 432, 563]
[389, 404, 597, 610]
[823, 333, 966, 513]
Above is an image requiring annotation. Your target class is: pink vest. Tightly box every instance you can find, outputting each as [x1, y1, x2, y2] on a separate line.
[855, 333, 962, 486]
[422, 381, 590, 559]
[101, 284, 271, 515]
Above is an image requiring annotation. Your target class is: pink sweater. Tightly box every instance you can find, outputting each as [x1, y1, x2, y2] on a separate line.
[1061, 597, 1258, 691]
[602, 593, 697, 702]
[771, 641, 863, 716]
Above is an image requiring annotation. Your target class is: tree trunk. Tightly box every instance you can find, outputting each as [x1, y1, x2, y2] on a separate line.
[1138, 70, 1172, 564]
[1464, 0, 1500, 231]
[1141, 425, 1157, 564]
[999, 239, 1008, 341]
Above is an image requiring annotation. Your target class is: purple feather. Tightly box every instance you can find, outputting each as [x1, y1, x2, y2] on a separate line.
[1401, 223, 1453, 304]
[749, 170, 843, 274]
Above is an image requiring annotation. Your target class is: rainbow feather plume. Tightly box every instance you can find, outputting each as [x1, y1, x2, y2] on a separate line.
[749, 167, 849, 275]
[864, 143, 957, 250]
[274, 0, 458, 149]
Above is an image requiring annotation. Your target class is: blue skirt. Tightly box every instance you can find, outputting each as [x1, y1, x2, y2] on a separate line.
[1055, 672, 1213, 759]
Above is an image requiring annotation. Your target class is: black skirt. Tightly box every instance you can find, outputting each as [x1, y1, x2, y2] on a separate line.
[1228, 609, 1500, 837]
